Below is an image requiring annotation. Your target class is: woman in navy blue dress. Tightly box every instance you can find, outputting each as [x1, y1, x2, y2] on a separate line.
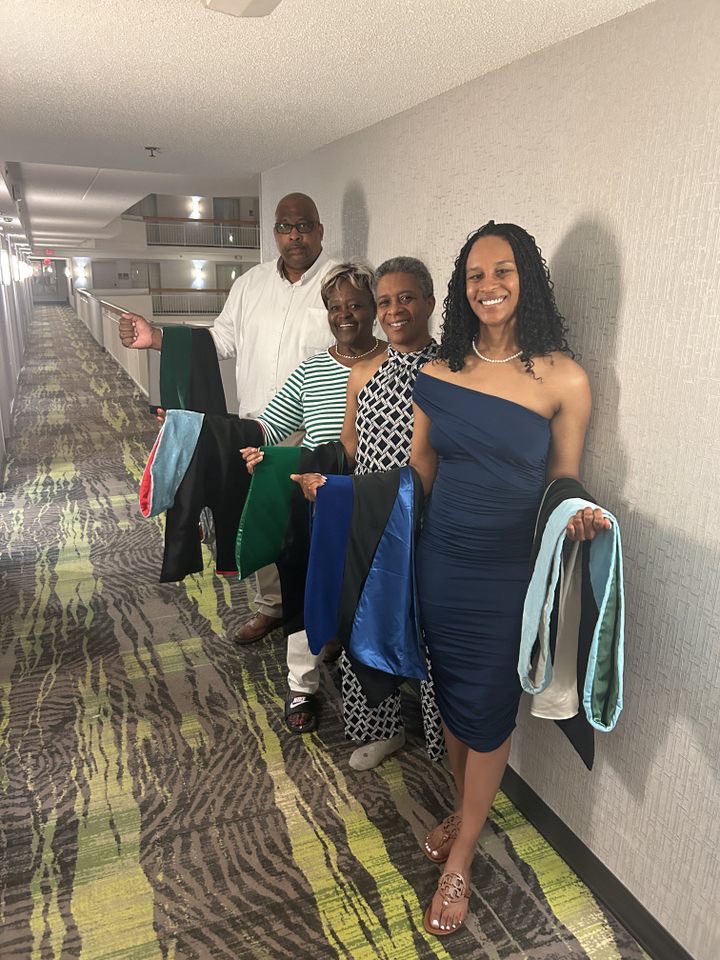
[411, 222, 610, 936]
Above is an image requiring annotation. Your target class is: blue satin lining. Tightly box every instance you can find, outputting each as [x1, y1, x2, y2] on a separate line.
[147, 409, 205, 516]
[304, 476, 354, 655]
[349, 468, 427, 681]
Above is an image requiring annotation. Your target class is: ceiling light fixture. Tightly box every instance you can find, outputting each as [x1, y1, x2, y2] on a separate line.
[203, 0, 283, 18]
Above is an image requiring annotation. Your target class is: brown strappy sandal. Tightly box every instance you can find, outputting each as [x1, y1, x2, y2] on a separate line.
[423, 871, 470, 936]
[423, 813, 462, 864]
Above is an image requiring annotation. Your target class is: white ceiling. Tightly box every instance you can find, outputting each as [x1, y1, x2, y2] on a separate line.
[0, 0, 654, 249]
[16, 163, 260, 245]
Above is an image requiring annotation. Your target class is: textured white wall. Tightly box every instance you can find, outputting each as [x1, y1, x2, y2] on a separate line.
[261, 0, 720, 956]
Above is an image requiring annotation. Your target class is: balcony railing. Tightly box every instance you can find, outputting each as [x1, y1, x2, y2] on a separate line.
[144, 216, 260, 249]
[151, 288, 230, 315]
[75, 290, 151, 396]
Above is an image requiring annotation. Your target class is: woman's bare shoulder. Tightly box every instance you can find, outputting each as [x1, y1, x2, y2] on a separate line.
[534, 351, 587, 383]
[418, 357, 452, 380]
[534, 353, 590, 410]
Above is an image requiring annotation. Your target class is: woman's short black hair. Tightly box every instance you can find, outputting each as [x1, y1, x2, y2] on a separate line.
[374, 256, 434, 299]
[439, 221, 571, 373]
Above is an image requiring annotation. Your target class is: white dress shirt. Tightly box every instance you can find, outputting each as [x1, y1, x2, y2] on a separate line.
[210, 251, 338, 417]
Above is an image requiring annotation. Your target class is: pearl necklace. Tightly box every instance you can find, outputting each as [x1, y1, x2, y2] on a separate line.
[472, 340, 522, 364]
[333, 337, 379, 360]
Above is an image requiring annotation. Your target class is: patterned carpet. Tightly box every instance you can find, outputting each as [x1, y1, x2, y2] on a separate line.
[0, 305, 647, 960]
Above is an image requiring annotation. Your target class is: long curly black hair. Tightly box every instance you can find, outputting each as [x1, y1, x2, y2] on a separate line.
[438, 221, 572, 374]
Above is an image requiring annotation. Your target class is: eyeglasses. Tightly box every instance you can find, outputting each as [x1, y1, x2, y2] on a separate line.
[274, 220, 316, 234]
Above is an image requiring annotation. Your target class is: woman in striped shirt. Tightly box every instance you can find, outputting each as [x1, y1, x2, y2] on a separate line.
[245, 261, 385, 451]
[241, 261, 386, 732]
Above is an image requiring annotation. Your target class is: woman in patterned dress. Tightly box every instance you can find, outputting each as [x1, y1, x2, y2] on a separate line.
[294, 257, 446, 770]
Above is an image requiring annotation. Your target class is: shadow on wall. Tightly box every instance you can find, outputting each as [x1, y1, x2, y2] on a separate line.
[341, 181, 370, 263]
[513, 216, 629, 792]
[551, 216, 629, 505]
[515, 218, 720, 847]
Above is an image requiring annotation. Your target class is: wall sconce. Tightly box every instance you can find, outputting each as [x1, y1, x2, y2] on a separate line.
[189, 196, 202, 220]
[73, 259, 91, 287]
[192, 260, 205, 288]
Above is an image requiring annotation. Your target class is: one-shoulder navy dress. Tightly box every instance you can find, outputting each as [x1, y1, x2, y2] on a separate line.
[414, 372, 551, 752]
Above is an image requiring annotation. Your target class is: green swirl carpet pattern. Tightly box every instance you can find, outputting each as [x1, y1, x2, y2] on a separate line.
[0, 305, 646, 960]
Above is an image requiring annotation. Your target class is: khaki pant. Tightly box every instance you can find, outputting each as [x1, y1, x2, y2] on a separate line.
[252, 429, 304, 618]
[254, 563, 283, 618]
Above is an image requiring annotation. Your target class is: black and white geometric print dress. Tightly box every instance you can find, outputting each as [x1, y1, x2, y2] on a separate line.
[340, 342, 446, 761]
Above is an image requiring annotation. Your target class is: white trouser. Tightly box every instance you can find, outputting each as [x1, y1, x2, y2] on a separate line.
[287, 630, 324, 695]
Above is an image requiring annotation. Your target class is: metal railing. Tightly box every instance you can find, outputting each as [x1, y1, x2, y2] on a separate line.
[151, 288, 229, 315]
[74, 290, 151, 396]
[145, 217, 260, 249]
[76, 289, 103, 344]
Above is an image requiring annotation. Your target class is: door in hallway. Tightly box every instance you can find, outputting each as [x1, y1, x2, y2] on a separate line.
[31, 259, 66, 304]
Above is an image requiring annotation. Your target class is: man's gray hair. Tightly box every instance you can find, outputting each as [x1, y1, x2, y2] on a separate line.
[373, 257, 434, 299]
[321, 260, 376, 307]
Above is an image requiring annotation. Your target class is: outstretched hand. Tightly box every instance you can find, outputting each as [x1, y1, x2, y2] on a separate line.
[566, 507, 611, 541]
[119, 312, 155, 349]
[240, 446, 264, 474]
[290, 472, 327, 502]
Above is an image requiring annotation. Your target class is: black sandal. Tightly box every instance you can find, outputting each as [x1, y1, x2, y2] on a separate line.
[284, 694, 318, 734]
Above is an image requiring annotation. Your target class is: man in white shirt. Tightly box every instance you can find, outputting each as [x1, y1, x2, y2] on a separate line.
[119, 192, 337, 643]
